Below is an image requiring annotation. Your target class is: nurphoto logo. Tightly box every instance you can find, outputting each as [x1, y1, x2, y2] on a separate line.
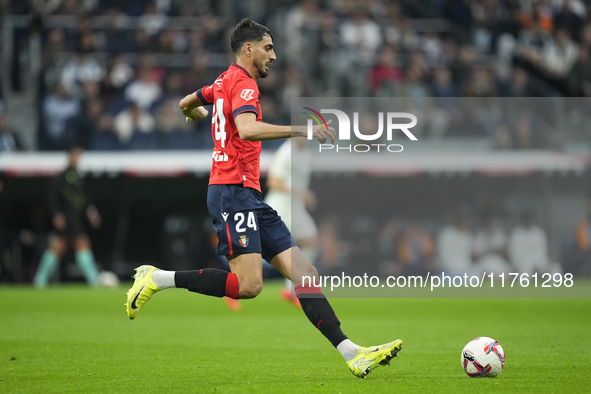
[303, 107, 418, 153]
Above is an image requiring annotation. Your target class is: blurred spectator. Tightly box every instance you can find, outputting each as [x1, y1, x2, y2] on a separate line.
[340, 8, 382, 64]
[42, 29, 68, 90]
[104, 54, 134, 92]
[42, 83, 81, 150]
[397, 65, 430, 99]
[80, 81, 101, 102]
[133, 28, 157, 53]
[376, 218, 402, 275]
[140, 1, 168, 36]
[518, 20, 551, 65]
[54, 0, 87, 15]
[114, 103, 155, 145]
[124, 67, 163, 110]
[103, 6, 132, 53]
[155, 98, 189, 134]
[566, 45, 591, 96]
[0, 113, 22, 152]
[431, 67, 459, 97]
[473, 211, 511, 275]
[452, 45, 477, 89]
[508, 211, 561, 275]
[60, 53, 105, 95]
[514, 111, 535, 150]
[66, 99, 105, 149]
[553, 0, 584, 41]
[89, 113, 120, 151]
[369, 46, 403, 94]
[463, 68, 498, 97]
[571, 200, 591, 276]
[420, 32, 443, 62]
[492, 123, 513, 150]
[396, 220, 434, 275]
[285, 0, 320, 69]
[541, 29, 578, 79]
[437, 212, 473, 275]
[502, 68, 533, 97]
[184, 53, 216, 92]
[281, 68, 303, 120]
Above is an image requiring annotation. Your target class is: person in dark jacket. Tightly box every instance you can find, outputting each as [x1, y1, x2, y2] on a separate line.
[34, 147, 101, 287]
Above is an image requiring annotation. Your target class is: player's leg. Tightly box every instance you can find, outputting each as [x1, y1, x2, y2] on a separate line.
[280, 236, 318, 306]
[270, 247, 402, 378]
[73, 234, 99, 286]
[34, 235, 67, 287]
[153, 253, 262, 298]
[126, 185, 263, 319]
[269, 247, 353, 351]
[126, 262, 242, 319]
[281, 206, 319, 306]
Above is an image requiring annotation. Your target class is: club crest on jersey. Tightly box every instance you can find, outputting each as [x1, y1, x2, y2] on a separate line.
[238, 236, 249, 247]
[240, 89, 255, 101]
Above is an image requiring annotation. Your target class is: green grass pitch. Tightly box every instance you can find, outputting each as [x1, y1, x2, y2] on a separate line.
[1, 281, 590, 393]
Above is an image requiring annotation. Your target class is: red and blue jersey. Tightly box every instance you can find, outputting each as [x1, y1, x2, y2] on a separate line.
[196, 63, 262, 192]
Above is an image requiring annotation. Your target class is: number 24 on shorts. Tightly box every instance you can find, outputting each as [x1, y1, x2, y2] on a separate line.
[234, 212, 257, 232]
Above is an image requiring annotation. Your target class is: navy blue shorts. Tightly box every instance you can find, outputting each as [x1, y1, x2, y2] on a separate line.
[207, 184, 296, 262]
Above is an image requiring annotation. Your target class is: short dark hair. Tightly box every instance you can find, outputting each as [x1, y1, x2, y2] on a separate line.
[230, 18, 273, 54]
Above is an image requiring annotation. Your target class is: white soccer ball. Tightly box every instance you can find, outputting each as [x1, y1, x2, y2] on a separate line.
[98, 271, 120, 287]
[461, 337, 505, 378]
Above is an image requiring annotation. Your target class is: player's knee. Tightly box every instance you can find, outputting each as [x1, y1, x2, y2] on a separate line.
[291, 264, 318, 286]
[74, 236, 91, 251]
[304, 265, 318, 279]
[51, 238, 67, 257]
[239, 281, 263, 299]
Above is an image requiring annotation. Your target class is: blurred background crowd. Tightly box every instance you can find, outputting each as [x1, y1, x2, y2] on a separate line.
[0, 0, 590, 284]
[1, 0, 591, 151]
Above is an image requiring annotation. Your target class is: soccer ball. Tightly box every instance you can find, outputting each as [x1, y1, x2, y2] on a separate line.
[461, 337, 505, 378]
[98, 271, 120, 287]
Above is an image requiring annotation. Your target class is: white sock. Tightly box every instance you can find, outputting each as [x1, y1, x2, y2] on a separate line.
[336, 339, 361, 362]
[284, 277, 292, 292]
[152, 269, 175, 290]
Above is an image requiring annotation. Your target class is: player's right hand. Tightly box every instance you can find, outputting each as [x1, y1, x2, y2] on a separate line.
[53, 213, 66, 231]
[311, 119, 335, 144]
[184, 106, 209, 122]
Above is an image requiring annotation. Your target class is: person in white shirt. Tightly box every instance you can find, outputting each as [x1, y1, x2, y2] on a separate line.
[473, 211, 512, 276]
[509, 211, 561, 275]
[437, 213, 474, 276]
[265, 138, 318, 307]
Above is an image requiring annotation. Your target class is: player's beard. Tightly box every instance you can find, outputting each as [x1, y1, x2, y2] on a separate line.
[254, 58, 269, 78]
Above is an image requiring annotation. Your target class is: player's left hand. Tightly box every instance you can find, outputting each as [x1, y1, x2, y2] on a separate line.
[311, 119, 335, 144]
[184, 106, 209, 122]
[87, 208, 102, 229]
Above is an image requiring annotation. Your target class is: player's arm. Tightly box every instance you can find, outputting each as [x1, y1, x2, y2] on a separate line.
[235, 112, 335, 143]
[179, 93, 209, 122]
[267, 175, 290, 194]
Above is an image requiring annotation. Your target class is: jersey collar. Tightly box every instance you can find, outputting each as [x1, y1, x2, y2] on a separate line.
[230, 63, 254, 79]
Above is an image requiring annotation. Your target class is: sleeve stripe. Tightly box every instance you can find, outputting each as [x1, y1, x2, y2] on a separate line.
[196, 88, 213, 105]
[233, 105, 257, 118]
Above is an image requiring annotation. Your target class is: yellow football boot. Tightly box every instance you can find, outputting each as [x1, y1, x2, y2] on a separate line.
[125, 265, 160, 320]
[347, 339, 403, 378]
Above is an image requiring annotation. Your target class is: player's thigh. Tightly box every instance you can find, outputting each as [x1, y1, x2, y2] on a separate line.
[269, 247, 318, 286]
[73, 234, 91, 251]
[227, 253, 263, 298]
[49, 235, 68, 257]
[257, 207, 295, 263]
